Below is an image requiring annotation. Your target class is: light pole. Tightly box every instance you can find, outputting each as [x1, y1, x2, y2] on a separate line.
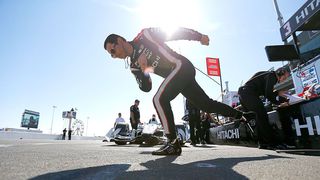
[272, 0, 285, 27]
[86, 116, 89, 136]
[51, 105, 57, 134]
[272, 0, 289, 67]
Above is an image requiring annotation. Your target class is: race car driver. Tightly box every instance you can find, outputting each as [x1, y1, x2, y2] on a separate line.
[104, 27, 252, 155]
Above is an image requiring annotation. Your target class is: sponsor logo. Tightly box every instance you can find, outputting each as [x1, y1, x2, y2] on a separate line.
[294, 115, 320, 136]
[295, 0, 320, 24]
[152, 55, 161, 68]
[217, 128, 240, 139]
[141, 48, 161, 69]
[143, 48, 153, 59]
[138, 44, 144, 53]
[281, 0, 320, 40]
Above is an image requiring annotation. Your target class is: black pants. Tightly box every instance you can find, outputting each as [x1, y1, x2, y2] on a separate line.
[68, 130, 72, 140]
[130, 119, 140, 130]
[189, 114, 201, 144]
[238, 87, 279, 145]
[153, 59, 242, 140]
[200, 120, 210, 143]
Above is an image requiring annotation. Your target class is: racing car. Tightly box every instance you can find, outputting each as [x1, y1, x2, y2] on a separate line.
[104, 122, 189, 146]
[104, 122, 165, 146]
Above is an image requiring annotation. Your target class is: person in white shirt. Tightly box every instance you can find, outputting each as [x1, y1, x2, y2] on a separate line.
[114, 113, 125, 127]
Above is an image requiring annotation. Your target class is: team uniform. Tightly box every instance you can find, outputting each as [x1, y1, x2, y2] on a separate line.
[185, 98, 201, 145]
[129, 27, 244, 141]
[130, 104, 140, 130]
[238, 71, 282, 147]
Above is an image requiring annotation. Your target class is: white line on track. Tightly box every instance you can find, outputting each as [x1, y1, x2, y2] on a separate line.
[0, 144, 13, 148]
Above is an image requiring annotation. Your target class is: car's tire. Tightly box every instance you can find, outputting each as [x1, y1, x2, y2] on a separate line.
[115, 141, 127, 145]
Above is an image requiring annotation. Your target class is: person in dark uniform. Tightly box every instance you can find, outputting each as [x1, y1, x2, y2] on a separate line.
[130, 99, 141, 130]
[185, 98, 201, 146]
[104, 27, 252, 155]
[238, 67, 290, 149]
[200, 112, 212, 144]
[68, 129, 72, 140]
[62, 128, 67, 140]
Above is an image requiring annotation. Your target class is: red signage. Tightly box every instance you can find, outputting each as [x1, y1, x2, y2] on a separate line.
[206, 57, 220, 76]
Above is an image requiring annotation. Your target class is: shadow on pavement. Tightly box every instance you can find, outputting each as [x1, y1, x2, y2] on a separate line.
[118, 154, 290, 180]
[29, 154, 289, 180]
[29, 164, 130, 180]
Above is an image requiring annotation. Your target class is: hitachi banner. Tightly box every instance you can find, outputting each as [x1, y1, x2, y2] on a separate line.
[280, 0, 320, 40]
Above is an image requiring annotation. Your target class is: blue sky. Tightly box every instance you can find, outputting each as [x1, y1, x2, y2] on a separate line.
[0, 0, 306, 136]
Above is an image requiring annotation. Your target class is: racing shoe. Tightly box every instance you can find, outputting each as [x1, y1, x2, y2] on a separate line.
[152, 139, 182, 156]
[274, 143, 296, 150]
[258, 143, 296, 150]
[258, 143, 276, 150]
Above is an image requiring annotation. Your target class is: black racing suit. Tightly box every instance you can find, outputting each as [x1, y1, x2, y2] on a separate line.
[129, 27, 243, 140]
[238, 71, 281, 145]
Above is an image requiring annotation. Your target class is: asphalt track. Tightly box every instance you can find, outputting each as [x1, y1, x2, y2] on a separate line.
[0, 139, 319, 180]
